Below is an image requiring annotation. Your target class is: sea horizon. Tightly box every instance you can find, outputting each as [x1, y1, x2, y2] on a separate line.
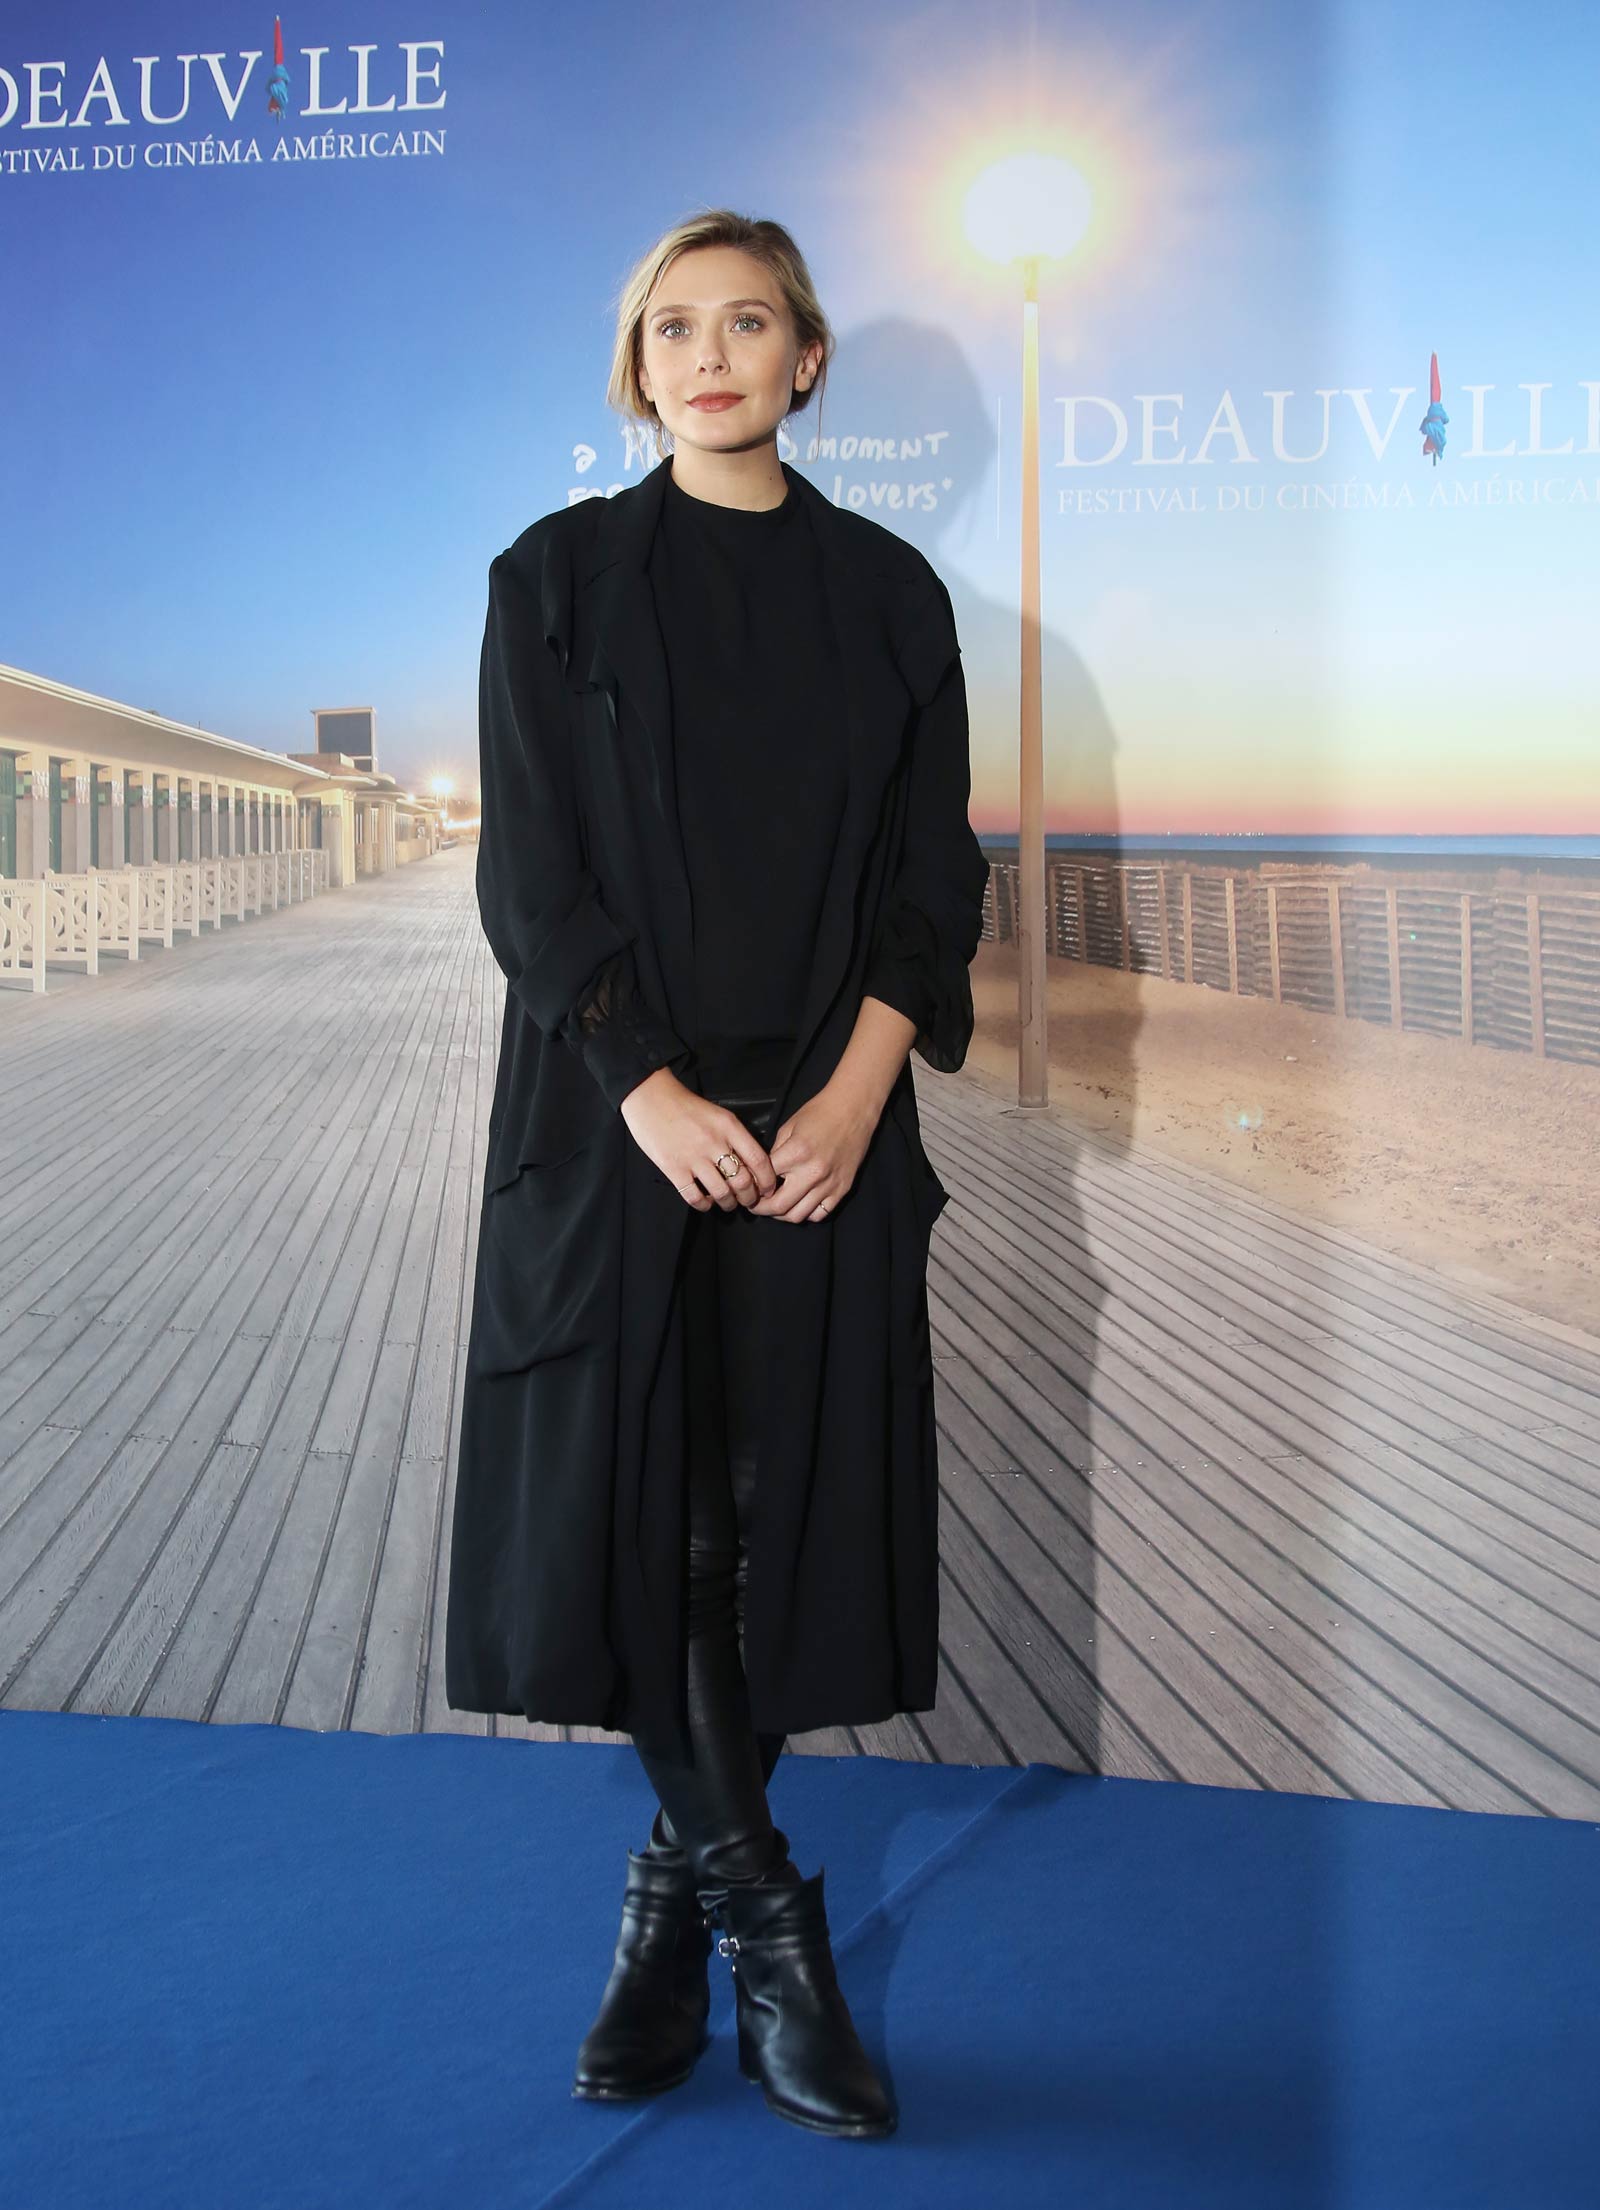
[976, 832, 1600, 862]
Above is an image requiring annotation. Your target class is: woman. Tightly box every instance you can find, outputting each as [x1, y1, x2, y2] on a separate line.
[445, 210, 989, 2139]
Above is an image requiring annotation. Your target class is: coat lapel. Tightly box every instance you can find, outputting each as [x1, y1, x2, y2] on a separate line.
[583, 461, 678, 853]
[582, 457, 913, 1114]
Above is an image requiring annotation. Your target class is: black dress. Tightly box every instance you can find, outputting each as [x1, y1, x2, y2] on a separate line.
[650, 465, 844, 1100]
[643, 470, 849, 1755]
[569, 463, 935, 1109]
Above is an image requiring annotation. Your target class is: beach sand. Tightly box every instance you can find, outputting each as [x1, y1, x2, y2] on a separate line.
[966, 938, 1600, 1342]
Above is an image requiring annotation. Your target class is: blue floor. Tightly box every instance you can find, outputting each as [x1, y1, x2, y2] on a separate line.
[3, 1707, 1595, 2208]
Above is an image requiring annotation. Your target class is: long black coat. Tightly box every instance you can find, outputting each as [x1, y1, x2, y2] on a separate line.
[444, 458, 990, 1757]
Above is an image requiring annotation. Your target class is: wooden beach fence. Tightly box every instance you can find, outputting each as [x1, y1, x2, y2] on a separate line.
[978, 853, 1600, 1067]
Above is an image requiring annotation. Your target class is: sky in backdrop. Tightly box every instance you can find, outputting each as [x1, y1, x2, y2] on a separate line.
[1, 0, 1593, 837]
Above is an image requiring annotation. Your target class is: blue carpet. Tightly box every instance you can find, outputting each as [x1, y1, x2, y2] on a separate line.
[2, 1708, 1595, 2208]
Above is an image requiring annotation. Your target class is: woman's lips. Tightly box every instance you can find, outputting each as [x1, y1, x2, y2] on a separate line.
[688, 394, 743, 411]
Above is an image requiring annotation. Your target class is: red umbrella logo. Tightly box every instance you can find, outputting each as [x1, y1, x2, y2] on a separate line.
[267, 17, 291, 120]
[1419, 351, 1448, 465]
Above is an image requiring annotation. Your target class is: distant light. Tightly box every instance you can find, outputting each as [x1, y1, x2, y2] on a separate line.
[964, 153, 1092, 265]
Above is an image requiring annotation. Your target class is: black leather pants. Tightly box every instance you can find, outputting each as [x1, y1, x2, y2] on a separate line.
[628, 1090, 797, 1903]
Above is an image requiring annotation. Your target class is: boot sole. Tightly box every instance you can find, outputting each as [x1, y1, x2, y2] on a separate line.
[749, 2082, 897, 2138]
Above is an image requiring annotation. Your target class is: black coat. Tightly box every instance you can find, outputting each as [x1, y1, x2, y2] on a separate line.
[444, 458, 990, 1757]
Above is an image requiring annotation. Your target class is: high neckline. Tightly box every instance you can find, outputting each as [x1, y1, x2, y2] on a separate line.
[663, 466, 794, 525]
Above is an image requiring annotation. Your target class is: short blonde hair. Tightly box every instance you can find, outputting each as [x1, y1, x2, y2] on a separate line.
[607, 209, 834, 462]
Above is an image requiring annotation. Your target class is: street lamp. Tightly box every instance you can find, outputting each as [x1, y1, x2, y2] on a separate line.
[964, 153, 1090, 1109]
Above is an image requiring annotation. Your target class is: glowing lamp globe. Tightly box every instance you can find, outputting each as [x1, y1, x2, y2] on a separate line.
[964, 154, 1091, 265]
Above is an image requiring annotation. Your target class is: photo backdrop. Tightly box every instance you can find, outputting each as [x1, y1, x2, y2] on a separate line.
[3, 0, 1596, 1817]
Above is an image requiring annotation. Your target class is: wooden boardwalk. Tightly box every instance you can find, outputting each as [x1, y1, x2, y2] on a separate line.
[2, 848, 1597, 1815]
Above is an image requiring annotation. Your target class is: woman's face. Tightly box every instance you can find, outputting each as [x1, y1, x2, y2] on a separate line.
[638, 244, 820, 455]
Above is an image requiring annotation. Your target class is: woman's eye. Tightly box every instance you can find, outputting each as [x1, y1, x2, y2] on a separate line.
[656, 314, 764, 339]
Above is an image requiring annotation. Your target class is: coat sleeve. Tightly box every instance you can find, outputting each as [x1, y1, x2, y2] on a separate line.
[476, 546, 694, 1112]
[861, 572, 991, 1072]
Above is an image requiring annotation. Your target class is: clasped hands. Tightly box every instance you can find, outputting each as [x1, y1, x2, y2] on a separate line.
[620, 1066, 881, 1222]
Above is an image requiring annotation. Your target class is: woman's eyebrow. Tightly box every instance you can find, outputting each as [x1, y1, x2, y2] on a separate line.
[649, 297, 778, 316]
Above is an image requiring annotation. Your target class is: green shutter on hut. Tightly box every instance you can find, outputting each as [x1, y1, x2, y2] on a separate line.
[0, 752, 17, 879]
[91, 766, 111, 868]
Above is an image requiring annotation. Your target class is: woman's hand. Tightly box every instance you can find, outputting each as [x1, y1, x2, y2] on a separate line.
[746, 1080, 882, 1224]
[620, 1068, 781, 1212]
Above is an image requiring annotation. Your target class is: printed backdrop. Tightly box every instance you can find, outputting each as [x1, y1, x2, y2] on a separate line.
[3, 1, 1597, 1816]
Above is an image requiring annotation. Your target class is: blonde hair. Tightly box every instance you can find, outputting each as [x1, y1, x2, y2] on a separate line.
[607, 209, 835, 462]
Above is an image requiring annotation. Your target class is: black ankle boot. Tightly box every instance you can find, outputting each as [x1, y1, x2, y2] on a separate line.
[716, 1866, 896, 2137]
[571, 1848, 713, 2100]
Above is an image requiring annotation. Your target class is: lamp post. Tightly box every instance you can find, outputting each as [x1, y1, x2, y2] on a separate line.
[964, 154, 1091, 1109]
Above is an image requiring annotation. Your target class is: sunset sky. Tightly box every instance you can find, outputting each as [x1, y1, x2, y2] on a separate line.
[1, 0, 1592, 839]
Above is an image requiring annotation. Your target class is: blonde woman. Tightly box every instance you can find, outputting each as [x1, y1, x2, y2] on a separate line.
[447, 209, 988, 2138]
